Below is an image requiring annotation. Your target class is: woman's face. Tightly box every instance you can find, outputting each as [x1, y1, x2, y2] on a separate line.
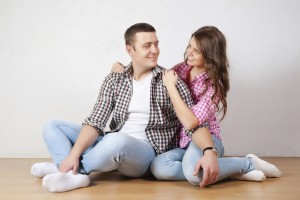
[186, 36, 206, 68]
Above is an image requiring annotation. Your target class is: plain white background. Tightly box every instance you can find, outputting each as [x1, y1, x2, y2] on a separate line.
[1, 0, 299, 158]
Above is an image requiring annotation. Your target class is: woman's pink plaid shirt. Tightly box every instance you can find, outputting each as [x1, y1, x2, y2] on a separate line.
[173, 62, 221, 148]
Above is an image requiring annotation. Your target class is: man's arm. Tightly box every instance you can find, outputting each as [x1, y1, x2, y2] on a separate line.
[84, 72, 117, 134]
[60, 72, 117, 174]
[59, 125, 99, 174]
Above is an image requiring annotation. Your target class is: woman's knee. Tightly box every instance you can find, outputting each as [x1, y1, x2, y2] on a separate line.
[182, 148, 202, 185]
[182, 161, 202, 185]
[212, 135, 225, 157]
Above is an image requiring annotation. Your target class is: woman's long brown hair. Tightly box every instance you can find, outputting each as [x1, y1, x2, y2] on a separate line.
[188, 26, 230, 120]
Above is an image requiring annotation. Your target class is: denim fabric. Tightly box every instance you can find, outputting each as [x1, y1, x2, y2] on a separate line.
[151, 135, 254, 185]
[43, 120, 155, 177]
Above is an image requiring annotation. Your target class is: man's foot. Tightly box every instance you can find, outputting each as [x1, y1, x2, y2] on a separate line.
[42, 171, 90, 192]
[231, 170, 266, 181]
[247, 154, 282, 177]
[31, 162, 58, 178]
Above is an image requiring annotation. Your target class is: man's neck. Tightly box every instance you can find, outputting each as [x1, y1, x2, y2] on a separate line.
[132, 65, 153, 81]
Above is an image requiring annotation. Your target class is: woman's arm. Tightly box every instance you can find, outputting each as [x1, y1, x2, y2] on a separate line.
[163, 70, 198, 130]
[192, 128, 219, 188]
[163, 70, 219, 188]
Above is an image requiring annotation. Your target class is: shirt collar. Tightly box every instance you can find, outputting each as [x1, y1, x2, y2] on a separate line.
[123, 63, 163, 79]
[194, 71, 209, 82]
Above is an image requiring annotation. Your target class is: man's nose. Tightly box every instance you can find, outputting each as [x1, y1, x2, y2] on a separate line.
[151, 45, 159, 54]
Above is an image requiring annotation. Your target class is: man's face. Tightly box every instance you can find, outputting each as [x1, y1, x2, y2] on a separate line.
[127, 32, 160, 70]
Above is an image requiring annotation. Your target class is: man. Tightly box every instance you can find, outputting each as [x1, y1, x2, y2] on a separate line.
[31, 23, 194, 192]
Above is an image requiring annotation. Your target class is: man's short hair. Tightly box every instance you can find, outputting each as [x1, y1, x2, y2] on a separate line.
[124, 23, 156, 46]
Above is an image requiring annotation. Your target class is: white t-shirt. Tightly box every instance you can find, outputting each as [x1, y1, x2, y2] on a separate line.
[118, 72, 152, 142]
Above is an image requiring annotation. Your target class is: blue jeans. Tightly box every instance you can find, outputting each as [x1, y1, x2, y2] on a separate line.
[43, 120, 155, 177]
[151, 135, 254, 185]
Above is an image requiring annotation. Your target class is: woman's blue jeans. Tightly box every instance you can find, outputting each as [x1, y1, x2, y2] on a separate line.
[43, 120, 155, 177]
[150, 135, 254, 185]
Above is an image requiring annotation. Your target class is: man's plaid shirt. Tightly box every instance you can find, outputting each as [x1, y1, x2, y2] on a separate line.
[84, 64, 194, 155]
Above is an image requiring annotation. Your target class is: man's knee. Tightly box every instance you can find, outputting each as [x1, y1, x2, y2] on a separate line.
[102, 133, 132, 150]
[43, 120, 61, 140]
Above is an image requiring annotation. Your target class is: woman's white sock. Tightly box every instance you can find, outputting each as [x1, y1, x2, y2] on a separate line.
[247, 154, 282, 178]
[231, 170, 266, 181]
[31, 162, 58, 178]
[42, 171, 90, 192]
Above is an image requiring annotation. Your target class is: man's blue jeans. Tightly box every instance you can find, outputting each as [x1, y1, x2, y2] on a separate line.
[43, 120, 155, 177]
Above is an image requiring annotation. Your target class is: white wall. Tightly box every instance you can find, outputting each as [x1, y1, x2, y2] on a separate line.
[0, 0, 299, 158]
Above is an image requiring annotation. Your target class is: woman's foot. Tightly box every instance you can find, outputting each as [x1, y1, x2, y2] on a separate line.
[231, 170, 266, 181]
[247, 154, 282, 178]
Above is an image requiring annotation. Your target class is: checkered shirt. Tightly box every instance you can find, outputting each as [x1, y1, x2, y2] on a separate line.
[84, 64, 194, 155]
[172, 62, 221, 148]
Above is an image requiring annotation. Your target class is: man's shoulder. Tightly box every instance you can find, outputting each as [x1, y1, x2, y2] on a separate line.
[155, 65, 166, 70]
[101, 71, 128, 90]
[152, 65, 166, 77]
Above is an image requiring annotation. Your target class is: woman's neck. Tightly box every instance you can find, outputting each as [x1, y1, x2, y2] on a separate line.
[188, 66, 206, 81]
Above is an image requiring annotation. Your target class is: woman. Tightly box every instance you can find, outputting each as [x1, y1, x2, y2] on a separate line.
[112, 26, 281, 187]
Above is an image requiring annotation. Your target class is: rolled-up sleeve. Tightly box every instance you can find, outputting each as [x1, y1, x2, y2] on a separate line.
[83, 73, 116, 134]
[191, 86, 216, 125]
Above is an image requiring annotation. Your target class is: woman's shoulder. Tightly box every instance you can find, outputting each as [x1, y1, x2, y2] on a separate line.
[172, 62, 188, 71]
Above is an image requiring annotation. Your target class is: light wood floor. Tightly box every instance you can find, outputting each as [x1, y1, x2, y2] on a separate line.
[0, 158, 299, 200]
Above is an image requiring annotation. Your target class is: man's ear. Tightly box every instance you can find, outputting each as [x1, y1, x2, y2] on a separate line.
[126, 45, 134, 56]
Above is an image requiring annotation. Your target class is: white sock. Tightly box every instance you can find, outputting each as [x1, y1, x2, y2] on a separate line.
[42, 171, 90, 192]
[31, 162, 58, 178]
[247, 154, 282, 178]
[231, 170, 266, 182]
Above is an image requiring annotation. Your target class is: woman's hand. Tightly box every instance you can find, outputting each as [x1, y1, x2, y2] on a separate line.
[193, 152, 219, 188]
[111, 62, 124, 73]
[59, 155, 80, 174]
[163, 70, 178, 89]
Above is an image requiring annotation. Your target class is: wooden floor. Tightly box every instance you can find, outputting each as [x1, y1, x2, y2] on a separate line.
[0, 158, 299, 200]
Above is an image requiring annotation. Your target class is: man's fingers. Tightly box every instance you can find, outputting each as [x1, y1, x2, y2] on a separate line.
[73, 165, 78, 174]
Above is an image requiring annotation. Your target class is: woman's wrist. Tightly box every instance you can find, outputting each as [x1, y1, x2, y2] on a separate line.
[165, 84, 176, 91]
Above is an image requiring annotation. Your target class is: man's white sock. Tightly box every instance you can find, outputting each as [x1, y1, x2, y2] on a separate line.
[31, 162, 58, 178]
[42, 171, 90, 192]
[231, 170, 266, 182]
[247, 154, 282, 178]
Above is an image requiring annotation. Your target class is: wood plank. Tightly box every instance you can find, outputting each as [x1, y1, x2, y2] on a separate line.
[0, 158, 299, 200]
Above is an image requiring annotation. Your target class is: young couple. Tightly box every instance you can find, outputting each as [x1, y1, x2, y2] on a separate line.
[31, 23, 281, 192]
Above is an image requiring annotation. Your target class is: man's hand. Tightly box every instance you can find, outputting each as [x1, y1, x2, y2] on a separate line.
[193, 151, 219, 188]
[59, 155, 80, 174]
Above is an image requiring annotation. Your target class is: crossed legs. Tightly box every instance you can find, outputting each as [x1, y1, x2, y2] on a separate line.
[31, 120, 155, 192]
